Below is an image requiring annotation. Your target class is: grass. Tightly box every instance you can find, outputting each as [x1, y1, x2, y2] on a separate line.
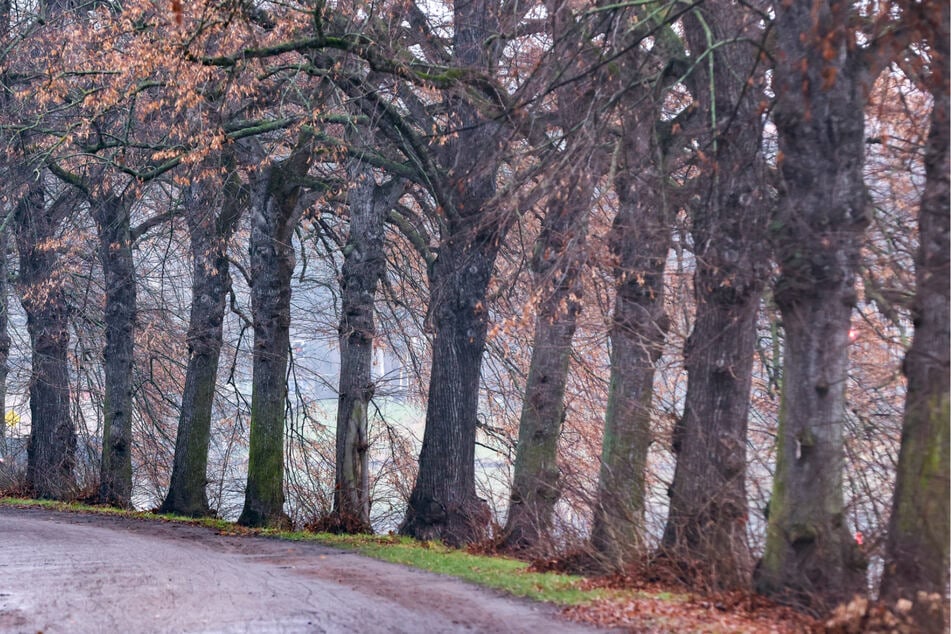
[277, 530, 610, 604]
[2, 497, 818, 632]
[0, 497, 617, 605]
[0, 496, 236, 532]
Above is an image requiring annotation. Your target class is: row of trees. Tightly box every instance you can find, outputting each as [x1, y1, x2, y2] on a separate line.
[0, 0, 946, 624]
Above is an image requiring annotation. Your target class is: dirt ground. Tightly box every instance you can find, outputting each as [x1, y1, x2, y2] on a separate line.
[0, 506, 606, 633]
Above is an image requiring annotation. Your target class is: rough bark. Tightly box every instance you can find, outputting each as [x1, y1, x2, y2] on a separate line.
[239, 137, 314, 529]
[399, 0, 507, 546]
[661, 1, 769, 590]
[502, 0, 607, 552]
[590, 114, 671, 568]
[0, 228, 10, 458]
[161, 159, 244, 517]
[503, 167, 596, 551]
[880, 7, 950, 631]
[14, 180, 77, 499]
[0, 3, 8, 459]
[755, 0, 869, 611]
[399, 225, 498, 545]
[93, 193, 136, 508]
[399, 153, 503, 545]
[330, 160, 395, 532]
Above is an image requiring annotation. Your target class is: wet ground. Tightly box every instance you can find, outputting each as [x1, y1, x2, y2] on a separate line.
[0, 506, 604, 633]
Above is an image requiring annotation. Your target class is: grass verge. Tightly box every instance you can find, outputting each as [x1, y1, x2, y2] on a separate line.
[278, 530, 610, 604]
[1, 497, 819, 631]
[0, 497, 614, 605]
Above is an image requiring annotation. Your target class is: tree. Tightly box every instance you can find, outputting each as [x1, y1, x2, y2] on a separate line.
[755, 0, 872, 610]
[0, 222, 10, 459]
[0, 0, 11, 461]
[503, 1, 607, 552]
[331, 136, 402, 531]
[161, 152, 245, 517]
[590, 9, 686, 568]
[662, 0, 770, 589]
[13, 178, 78, 498]
[590, 121, 672, 567]
[239, 132, 316, 528]
[880, 4, 949, 630]
[2, 0, 85, 501]
[91, 186, 137, 507]
[395, 0, 513, 545]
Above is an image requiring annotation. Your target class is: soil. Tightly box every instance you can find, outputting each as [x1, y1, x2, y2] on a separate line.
[0, 506, 606, 633]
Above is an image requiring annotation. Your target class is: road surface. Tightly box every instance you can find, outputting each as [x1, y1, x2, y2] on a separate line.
[0, 506, 603, 633]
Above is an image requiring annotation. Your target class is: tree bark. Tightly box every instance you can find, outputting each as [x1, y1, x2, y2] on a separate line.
[591, 115, 671, 567]
[0, 228, 10, 458]
[399, 0, 507, 546]
[662, 1, 769, 590]
[503, 167, 596, 551]
[755, 0, 869, 611]
[93, 192, 136, 508]
[330, 160, 395, 532]
[14, 180, 77, 499]
[0, 2, 8, 459]
[399, 115, 502, 546]
[239, 136, 314, 528]
[400, 226, 498, 545]
[161, 159, 244, 517]
[880, 7, 949, 631]
[502, 0, 608, 552]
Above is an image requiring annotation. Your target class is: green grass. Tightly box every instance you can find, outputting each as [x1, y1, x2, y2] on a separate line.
[274, 531, 608, 604]
[0, 497, 609, 605]
[0, 497, 237, 532]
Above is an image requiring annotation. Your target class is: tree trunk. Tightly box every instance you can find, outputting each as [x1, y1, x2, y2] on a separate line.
[502, 0, 610, 550]
[755, 0, 869, 610]
[0, 1, 8, 459]
[399, 226, 498, 545]
[503, 167, 596, 551]
[331, 160, 393, 532]
[661, 1, 769, 590]
[591, 118, 670, 567]
[880, 8, 949, 631]
[0, 228, 10, 458]
[94, 193, 136, 508]
[161, 160, 244, 517]
[399, 0, 505, 546]
[239, 137, 313, 528]
[14, 180, 77, 499]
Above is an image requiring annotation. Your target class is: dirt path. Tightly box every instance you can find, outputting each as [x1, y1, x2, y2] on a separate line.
[0, 506, 607, 633]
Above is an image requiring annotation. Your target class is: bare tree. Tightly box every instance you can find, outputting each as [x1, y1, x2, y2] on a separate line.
[331, 128, 402, 531]
[503, 0, 608, 552]
[13, 178, 78, 498]
[392, 0, 514, 545]
[239, 132, 316, 528]
[162, 151, 245, 517]
[662, 0, 771, 590]
[591, 9, 686, 568]
[755, 0, 873, 610]
[880, 4, 950, 631]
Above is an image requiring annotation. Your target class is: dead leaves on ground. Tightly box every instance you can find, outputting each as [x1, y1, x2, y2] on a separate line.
[563, 582, 818, 633]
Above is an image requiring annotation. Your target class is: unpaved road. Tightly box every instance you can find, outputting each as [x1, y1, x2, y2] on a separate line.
[0, 507, 604, 633]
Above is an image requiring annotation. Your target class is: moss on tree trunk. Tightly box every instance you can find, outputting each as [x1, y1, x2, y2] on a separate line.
[881, 11, 950, 630]
[162, 159, 243, 517]
[754, 1, 870, 610]
[239, 136, 314, 529]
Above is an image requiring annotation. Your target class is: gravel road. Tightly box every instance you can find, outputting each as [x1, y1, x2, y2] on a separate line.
[0, 506, 604, 633]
